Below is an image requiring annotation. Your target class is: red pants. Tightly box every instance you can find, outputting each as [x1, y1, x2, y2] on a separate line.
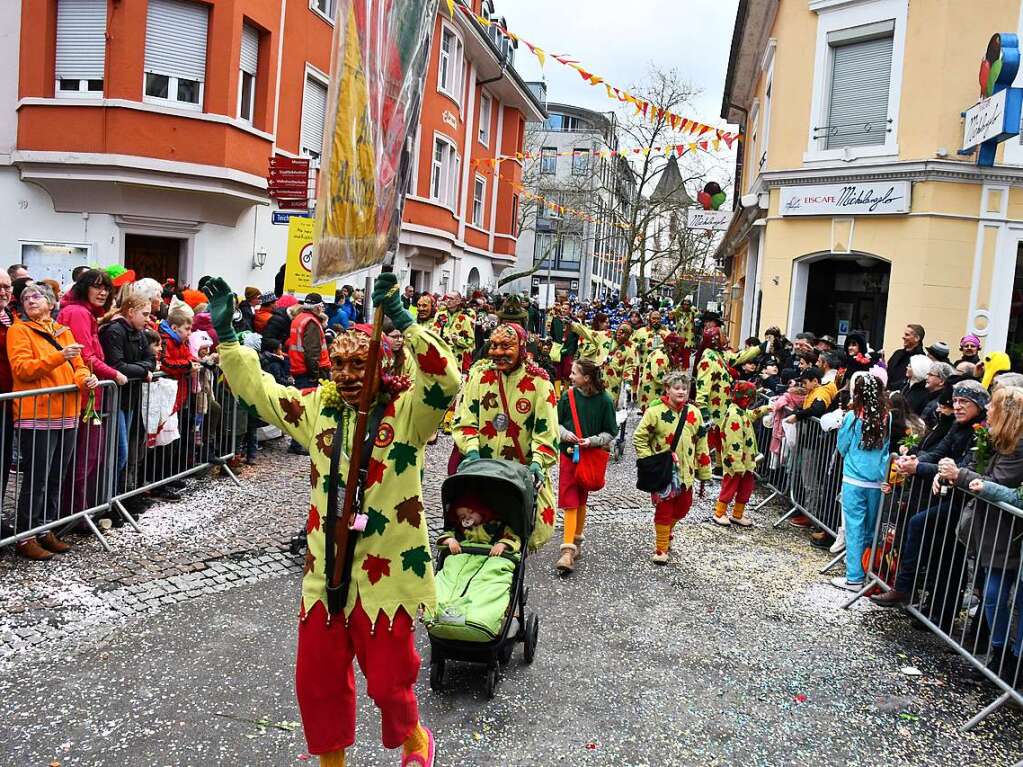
[680, 348, 691, 371]
[718, 472, 756, 504]
[296, 600, 420, 754]
[558, 453, 590, 509]
[707, 426, 722, 453]
[654, 487, 693, 525]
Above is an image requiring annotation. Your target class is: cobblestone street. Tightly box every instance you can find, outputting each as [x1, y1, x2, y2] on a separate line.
[2, 427, 1023, 765]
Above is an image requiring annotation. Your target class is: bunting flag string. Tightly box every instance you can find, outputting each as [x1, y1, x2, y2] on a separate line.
[450, 0, 739, 147]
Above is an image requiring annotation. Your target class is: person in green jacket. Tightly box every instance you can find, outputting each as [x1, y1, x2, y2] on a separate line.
[556, 358, 617, 574]
[203, 274, 460, 767]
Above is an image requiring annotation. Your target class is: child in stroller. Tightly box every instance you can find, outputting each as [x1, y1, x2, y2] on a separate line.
[424, 459, 539, 699]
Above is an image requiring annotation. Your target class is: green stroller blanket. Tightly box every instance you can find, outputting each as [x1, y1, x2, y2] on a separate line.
[425, 553, 516, 643]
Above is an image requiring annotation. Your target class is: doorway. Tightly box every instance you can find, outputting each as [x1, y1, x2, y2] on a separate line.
[124, 235, 182, 283]
[800, 255, 890, 347]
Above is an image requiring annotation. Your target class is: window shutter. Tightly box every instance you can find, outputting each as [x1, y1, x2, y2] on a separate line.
[240, 23, 259, 76]
[145, 0, 209, 82]
[302, 76, 328, 154]
[56, 0, 107, 80]
[825, 34, 893, 149]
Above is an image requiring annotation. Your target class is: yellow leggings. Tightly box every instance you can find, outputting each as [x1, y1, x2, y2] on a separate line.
[561, 505, 588, 545]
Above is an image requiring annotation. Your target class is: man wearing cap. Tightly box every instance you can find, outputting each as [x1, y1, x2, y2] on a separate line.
[873, 379, 990, 622]
[926, 341, 951, 363]
[205, 273, 460, 767]
[287, 294, 330, 387]
[239, 287, 260, 332]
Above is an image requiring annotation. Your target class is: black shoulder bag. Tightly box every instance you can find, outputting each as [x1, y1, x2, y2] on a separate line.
[635, 408, 688, 492]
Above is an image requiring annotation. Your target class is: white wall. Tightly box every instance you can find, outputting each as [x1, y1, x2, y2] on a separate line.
[0, 0, 20, 161]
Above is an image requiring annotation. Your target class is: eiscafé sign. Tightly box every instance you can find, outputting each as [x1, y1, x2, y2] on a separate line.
[779, 182, 911, 217]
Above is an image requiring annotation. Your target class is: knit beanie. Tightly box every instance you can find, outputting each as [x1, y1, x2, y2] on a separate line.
[909, 354, 932, 383]
[952, 379, 991, 411]
[244, 287, 261, 303]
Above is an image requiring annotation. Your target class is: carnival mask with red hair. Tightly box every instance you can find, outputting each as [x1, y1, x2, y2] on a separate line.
[731, 380, 758, 409]
[416, 293, 437, 321]
[662, 333, 687, 367]
[328, 325, 408, 406]
[701, 323, 725, 351]
[489, 323, 525, 373]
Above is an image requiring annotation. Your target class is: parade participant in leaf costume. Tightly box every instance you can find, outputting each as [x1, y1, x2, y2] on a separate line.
[604, 323, 640, 408]
[713, 380, 771, 527]
[670, 298, 698, 369]
[571, 312, 613, 366]
[441, 292, 475, 374]
[633, 309, 669, 372]
[452, 322, 559, 550]
[695, 321, 761, 462]
[205, 273, 460, 767]
[637, 332, 687, 413]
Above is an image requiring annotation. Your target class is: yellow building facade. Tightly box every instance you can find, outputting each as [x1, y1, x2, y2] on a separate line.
[718, 0, 1023, 363]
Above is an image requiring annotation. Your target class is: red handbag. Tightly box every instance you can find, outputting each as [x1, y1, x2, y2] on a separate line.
[568, 388, 610, 492]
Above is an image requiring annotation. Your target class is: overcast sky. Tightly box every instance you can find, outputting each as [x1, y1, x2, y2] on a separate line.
[500, 0, 741, 129]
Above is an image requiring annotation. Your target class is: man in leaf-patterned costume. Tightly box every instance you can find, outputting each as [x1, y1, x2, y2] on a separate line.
[452, 323, 558, 550]
[571, 313, 613, 366]
[670, 298, 698, 369]
[695, 322, 761, 463]
[206, 274, 459, 767]
[637, 333, 687, 413]
[605, 323, 639, 408]
[714, 380, 771, 527]
[441, 292, 475, 374]
[633, 310, 669, 373]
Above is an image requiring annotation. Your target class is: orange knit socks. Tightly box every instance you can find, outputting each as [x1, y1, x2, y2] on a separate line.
[576, 504, 588, 536]
[732, 503, 746, 521]
[562, 507, 578, 544]
[319, 749, 345, 767]
[714, 500, 728, 519]
[403, 722, 430, 758]
[655, 523, 672, 554]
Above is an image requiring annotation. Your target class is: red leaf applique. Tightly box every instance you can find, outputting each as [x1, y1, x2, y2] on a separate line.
[506, 420, 522, 440]
[365, 458, 386, 488]
[711, 396, 721, 406]
[303, 550, 316, 575]
[541, 506, 555, 526]
[547, 390, 557, 406]
[460, 426, 479, 437]
[306, 505, 321, 534]
[362, 554, 391, 585]
[481, 421, 499, 439]
[481, 369, 499, 385]
[698, 454, 711, 466]
[687, 410, 697, 425]
[730, 421, 741, 432]
[417, 344, 448, 375]
[517, 376, 536, 393]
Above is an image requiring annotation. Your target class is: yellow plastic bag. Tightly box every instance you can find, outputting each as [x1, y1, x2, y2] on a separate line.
[550, 342, 563, 363]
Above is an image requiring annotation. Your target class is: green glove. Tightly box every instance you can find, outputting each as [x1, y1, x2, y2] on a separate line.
[203, 278, 238, 344]
[372, 272, 413, 332]
[460, 450, 481, 467]
[529, 461, 545, 486]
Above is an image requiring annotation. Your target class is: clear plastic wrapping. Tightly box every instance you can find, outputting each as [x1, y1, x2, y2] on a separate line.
[312, 0, 438, 283]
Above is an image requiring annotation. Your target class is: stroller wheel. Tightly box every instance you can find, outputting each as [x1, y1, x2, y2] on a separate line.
[499, 641, 514, 665]
[485, 665, 499, 700]
[429, 658, 445, 692]
[524, 614, 539, 664]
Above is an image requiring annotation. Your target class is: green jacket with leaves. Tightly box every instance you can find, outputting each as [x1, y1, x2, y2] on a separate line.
[633, 398, 713, 489]
[218, 324, 460, 623]
[720, 403, 771, 475]
[571, 323, 613, 365]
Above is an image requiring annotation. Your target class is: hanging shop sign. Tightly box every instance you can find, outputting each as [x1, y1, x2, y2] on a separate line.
[687, 209, 731, 231]
[961, 33, 1022, 166]
[778, 181, 911, 217]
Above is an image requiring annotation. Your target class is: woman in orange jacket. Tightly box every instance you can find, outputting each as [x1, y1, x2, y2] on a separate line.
[7, 283, 98, 560]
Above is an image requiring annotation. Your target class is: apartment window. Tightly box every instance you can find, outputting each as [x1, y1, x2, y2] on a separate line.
[311, 0, 336, 23]
[572, 149, 590, 176]
[534, 232, 554, 268]
[301, 73, 328, 160]
[438, 24, 464, 104]
[238, 23, 260, 123]
[144, 0, 209, 109]
[55, 0, 107, 97]
[819, 23, 894, 150]
[543, 192, 563, 220]
[478, 92, 492, 146]
[540, 147, 557, 175]
[430, 136, 460, 209]
[472, 175, 486, 227]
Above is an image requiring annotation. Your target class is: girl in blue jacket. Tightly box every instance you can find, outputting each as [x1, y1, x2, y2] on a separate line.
[834, 373, 891, 590]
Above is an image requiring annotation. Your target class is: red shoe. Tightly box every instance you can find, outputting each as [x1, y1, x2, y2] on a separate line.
[788, 514, 812, 528]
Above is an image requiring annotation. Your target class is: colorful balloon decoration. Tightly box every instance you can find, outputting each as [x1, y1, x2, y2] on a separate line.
[697, 182, 727, 211]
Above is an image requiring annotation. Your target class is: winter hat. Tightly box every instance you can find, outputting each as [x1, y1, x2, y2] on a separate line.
[926, 341, 951, 362]
[259, 291, 278, 305]
[104, 264, 136, 287]
[303, 292, 324, 307]
[277, 294, 299, 310]
[960, 334, 982, 350]
[952, 379, 991, 411]
[241, 332, 262, 351]
[188, 329, 214, 357]
[869, 363, 888, 388]
[497, 294, 528, 324]
[731, 380, 758, 409]
[181, 288, 208, 310]
[244, 287, 261, 303]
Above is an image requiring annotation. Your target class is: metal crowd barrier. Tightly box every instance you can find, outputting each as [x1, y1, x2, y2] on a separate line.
[0, 365, 241, 553]
[839, 466, 1023, 731]
[751, 394, 794, 513]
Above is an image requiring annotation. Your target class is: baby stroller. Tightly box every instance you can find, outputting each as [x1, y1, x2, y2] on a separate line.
[424, 459, 540, 699]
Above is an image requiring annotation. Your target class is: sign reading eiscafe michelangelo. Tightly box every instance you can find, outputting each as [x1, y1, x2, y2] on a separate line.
[778, 181, 911, 217]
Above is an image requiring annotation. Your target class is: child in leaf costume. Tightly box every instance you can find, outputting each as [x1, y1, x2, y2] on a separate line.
[452, 322, 559, 551]
[670, 299, 697, 368]
[637, 333, 687, 413]
[633, 310, 669, 372]
[441, 292, 476, 374]
[713, 381, 771, 527]
[206, 274, 459, 767]
[605, 324, 639, 408]
[695, 323, 761, 460]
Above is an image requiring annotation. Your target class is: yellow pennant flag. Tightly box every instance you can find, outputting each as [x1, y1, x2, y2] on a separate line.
[446, 0, 455, 17]
[476, 13, 491, 26]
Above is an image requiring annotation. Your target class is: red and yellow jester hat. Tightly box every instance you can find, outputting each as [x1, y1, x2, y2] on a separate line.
[731, 380, 758, 409]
